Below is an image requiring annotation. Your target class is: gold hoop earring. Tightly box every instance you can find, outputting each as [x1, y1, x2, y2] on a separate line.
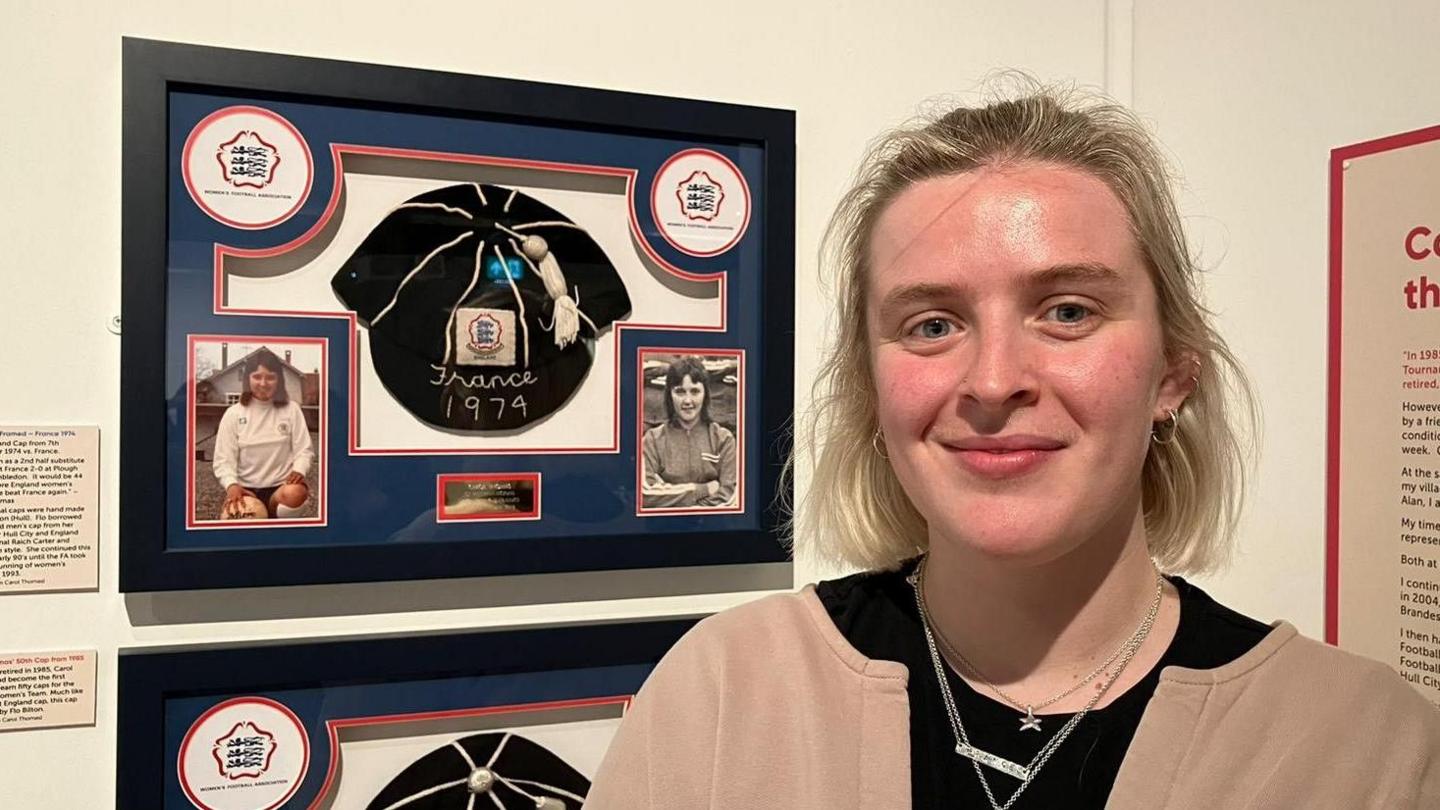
[1151, 408, 1179, 445]
[872, 429, 889, 459]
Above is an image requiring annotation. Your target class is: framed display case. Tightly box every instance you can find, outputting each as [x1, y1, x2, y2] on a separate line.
[120, 38, 795, 591]
[116, 617, 697, 809]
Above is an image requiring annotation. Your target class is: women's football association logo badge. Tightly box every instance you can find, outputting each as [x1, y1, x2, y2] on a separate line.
[651, 148, 750, 257]
[178, 696, 309, 810]
[182, 105, 313, 230]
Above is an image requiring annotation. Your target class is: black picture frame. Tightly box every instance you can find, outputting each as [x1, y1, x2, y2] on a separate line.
[120, 38, 795, 591]
[116, 616, 699, 809]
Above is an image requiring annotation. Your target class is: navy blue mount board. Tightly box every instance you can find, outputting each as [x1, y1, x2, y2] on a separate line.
[115, 616, 698, 809]
[120, 38, 794, 590]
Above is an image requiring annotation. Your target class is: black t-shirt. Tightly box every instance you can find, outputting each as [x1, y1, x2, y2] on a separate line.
[816, 560, 1272, 809]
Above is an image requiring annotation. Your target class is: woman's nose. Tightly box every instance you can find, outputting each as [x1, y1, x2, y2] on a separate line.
[956, 324, 1038, 412]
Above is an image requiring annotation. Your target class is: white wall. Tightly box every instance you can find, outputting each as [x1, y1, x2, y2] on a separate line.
[1131, 0, 1440, 634]
[10, 0, 1435, 804]
[0, 2, 1107, 807]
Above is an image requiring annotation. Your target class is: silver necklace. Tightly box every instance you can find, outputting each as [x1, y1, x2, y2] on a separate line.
[908, 560, 1162, 810]
[930, 573, 1164, 732]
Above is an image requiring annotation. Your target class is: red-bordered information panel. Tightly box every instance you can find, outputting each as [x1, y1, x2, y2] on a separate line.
[1329, 122, 1440, 705]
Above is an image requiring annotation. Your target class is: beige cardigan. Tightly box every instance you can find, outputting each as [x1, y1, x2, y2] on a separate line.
[586, 586, 1440, 809]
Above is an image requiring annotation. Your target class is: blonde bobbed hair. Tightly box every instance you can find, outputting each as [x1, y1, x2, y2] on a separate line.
[795, 82, 1256, 576]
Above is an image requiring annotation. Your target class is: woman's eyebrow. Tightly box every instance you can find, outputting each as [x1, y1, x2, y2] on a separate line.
[876, 282, 964, 316]
[1027, 262, 1125, 288]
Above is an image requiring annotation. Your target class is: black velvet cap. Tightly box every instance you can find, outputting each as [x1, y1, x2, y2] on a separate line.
[333, 184, 630, 432]
[366, 732, 590, 810]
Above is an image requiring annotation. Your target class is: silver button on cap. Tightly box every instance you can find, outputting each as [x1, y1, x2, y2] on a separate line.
[466, 766, 496, 794]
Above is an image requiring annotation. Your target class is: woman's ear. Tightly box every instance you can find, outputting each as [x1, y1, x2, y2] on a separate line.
[1156, 350, 1200, 420]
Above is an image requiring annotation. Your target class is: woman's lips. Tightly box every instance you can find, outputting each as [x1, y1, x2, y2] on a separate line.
[950, 448, 1057, 478]
[943, 437, 1064, 479]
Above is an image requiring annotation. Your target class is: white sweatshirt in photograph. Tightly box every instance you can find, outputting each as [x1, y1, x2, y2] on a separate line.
[212, 399, 315, 490]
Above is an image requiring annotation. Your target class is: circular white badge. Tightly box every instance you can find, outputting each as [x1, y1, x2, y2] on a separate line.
[650, 148, 750, 257]
[177, 696, 310, 810]
[182, 106, 313, 230]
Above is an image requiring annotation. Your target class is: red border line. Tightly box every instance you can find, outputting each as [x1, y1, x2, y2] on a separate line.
[1326, 145, 1343, 646]
[185, 335, 328, 531]
[305, 695, 632, 810]
[203, 143, 732, 456]
[213, 143, 728, 313]
[1326, 122, 1440, 645]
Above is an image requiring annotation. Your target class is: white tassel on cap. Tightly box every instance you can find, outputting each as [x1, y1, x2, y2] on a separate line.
[511, 235, 590, 350]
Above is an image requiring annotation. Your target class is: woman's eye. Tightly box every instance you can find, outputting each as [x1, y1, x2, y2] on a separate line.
[1046, 303, 1092, 325]
[909, 318, 955, 340]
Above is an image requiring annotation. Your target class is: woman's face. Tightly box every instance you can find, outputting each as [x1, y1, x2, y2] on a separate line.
[671, 374, 706, 428]
[248, 364, 279, 402]
[865, 162, 1191, 565]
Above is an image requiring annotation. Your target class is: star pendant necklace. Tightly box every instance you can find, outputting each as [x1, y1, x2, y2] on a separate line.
[909, 559, 1164, 810]
[921, 562, 1164, 733]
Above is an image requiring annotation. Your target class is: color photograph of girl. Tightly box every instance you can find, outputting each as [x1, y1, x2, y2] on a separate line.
[638, 351, 742, 513]
[190, 339, 324, 525]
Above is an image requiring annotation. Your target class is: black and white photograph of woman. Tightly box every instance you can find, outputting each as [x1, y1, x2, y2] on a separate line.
[638, 351, 742, 513]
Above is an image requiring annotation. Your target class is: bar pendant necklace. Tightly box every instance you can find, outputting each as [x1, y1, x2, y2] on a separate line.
[908, 561, 1163, 810]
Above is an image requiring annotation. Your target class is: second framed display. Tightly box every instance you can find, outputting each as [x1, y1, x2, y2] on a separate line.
[116, 617, 697, 809]
[120, 39, 794, 590]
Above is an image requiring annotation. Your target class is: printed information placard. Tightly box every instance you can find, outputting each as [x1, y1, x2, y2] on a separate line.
[0, 426, 99, 593]
[0, 650, 96, 732]
[1329, 124, 1440, 705]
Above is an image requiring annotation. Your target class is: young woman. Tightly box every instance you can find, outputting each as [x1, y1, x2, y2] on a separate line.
[640, 355, 737, 509]
[586, 87, 1440, 808]
[212, 349, 314, 520]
